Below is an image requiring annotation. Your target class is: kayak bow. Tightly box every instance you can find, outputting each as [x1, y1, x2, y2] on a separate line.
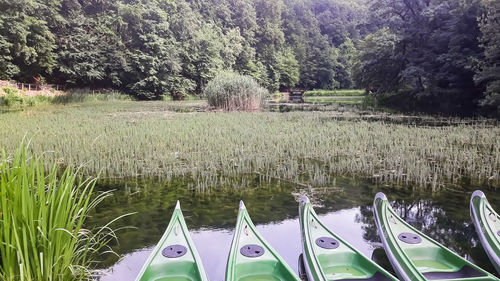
[374, 192, 499, 281]
[471, 190, 500, 274]
[135, 201, 209, 281]
[225, 201, 301, 281]
[299, 195, 399, 281]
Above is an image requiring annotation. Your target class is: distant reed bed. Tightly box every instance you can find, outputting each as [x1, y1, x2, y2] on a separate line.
[0, 101, 498, 190]
[304, 89, 366, 96]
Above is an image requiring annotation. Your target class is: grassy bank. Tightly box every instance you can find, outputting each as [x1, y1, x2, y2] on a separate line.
[0, 87, 131, 109]
[0, 101, 498, 190]
[0, 145, 118, 280]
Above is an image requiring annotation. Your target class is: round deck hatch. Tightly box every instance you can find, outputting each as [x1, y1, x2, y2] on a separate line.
[315, 237, 340, 249]
[162, 245, 187, 258]
[240, 244, 265, 257]
[398, 232, 422, 244]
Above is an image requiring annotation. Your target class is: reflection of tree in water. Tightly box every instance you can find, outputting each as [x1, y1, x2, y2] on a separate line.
[355, 190, 500, 275]
[87, 176, 302, 267]
[357, 198, 477, 255]
[88, 173, 500, 272]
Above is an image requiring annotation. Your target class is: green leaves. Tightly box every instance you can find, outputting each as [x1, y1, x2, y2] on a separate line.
[475, 0, 500, 116]
[0, 0, 56, 81]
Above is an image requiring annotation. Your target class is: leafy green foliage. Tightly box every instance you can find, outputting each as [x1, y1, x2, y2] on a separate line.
[475, 0, 500, 116]
[0, 0, 497, 115]
[353, 28, 401, 94]
[356, 0, 490, 115]
[277, 48, 300, 89]
[204, 72, 268, 110]
[0, 0, 56, 81]
[0, 0, 363, 100]
[0, 87, 52, 107]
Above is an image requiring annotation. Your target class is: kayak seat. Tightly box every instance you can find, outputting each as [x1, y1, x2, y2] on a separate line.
[334, 271, 395, 281]
[142, 260, 202, 281]
[422, 265, 486, 280]
[404, 247, 462, 273]
[235, 260, 297, 281]
[318, 252, 377, 279]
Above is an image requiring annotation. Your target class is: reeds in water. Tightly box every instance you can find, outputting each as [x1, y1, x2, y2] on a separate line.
[0, 101, 498, 190]
[0, 145, 117, 280]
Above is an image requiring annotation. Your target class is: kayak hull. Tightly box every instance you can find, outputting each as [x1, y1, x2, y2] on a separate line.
[299, 196, 398, 281]
[374, 192, 499, 281]
[225, 201, 300, 281]
[470, 190, 500, 274]
[135, 201, 209, 281]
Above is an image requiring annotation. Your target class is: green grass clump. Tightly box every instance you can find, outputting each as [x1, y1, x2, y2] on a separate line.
[0, 87, 132, 109]
[204, 72, 268, 111]
[51, 91, 132, 104]
[304, 96, 365, 104]
[0, 87, 53, 108]
[0, 145, 118, 281]
[0, 101, 498, 191]
[304, 89, 366, 96]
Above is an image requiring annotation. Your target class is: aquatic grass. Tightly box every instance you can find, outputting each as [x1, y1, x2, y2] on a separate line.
[0, 101, 498, 191]
[304, 89, 366, 97]
[51, 91, 132, 104]
[0, 145, 120, 281]
[204, 72, 268, 111]
[303, 96, 365, 104]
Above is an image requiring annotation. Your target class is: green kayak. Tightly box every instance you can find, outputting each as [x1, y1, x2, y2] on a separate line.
[299, 196, 399, 281]
[135, 201, 209, 281]
[471, 190, 500, 274]
[225, 201, 301, 281]
[374, 192, 499, 281]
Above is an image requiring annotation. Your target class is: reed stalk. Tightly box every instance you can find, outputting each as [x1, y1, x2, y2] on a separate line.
[0, 145, 118, 281]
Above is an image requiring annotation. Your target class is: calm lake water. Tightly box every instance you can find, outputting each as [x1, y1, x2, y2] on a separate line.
[88, 176, 500, 280]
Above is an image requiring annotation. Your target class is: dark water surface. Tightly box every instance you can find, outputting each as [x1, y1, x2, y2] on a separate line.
[88, 176, 500, 280]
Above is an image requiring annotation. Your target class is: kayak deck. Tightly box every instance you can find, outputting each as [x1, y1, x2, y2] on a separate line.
[374, 192, 499, 281]
[299, 196, 398, 281]
[136, 201, 208, 281]
[225, 201, 300, 281]
[471, 190, 500, 274]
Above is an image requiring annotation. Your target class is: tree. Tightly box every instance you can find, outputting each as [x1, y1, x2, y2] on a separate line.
[475, 0, 500, 116]
[353, 28, 400, 94]
[54, 0, 126, 87]
[357, 0, 485, 114]
[0, 0, 56, 81]
[277, 48, 299, 89]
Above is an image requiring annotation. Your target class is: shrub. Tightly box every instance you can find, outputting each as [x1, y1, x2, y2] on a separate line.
[0, 87, 25, 107]
[204, 72, 268, 111]
[0, 87, 53, 108]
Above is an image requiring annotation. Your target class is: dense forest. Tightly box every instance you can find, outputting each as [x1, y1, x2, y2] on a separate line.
[0, 0, 498, 115]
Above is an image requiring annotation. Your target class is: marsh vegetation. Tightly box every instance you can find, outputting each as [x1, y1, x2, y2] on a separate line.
[1, 101, 497, 191]
[0, 145, 119, 281]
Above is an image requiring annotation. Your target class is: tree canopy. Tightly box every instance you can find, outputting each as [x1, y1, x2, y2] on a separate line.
[0, 0, 498, 116]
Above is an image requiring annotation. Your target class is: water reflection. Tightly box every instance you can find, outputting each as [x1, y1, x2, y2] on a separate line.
[88, 177, 500, 280]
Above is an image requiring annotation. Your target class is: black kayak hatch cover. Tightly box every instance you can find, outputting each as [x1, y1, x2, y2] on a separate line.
[398, 232, 422, 244]
[240, 244, 265, 257]
[315, 237, 340, 249]
[162, 244, 187, 258]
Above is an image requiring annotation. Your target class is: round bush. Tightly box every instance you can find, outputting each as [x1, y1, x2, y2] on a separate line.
[204, 72, 268, 111]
